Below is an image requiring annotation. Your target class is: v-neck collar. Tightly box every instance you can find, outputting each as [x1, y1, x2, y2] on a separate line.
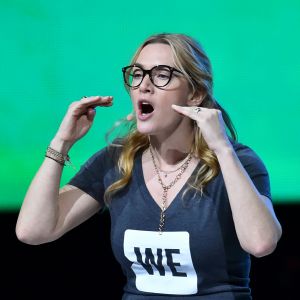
[134, 151, 200, 217]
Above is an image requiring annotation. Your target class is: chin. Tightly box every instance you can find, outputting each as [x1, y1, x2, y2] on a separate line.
[135, 115, 182, 136]
[136, 125, 155, 135]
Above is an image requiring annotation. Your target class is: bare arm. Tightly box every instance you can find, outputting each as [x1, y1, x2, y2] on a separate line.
[215, 146, 282, 257]
[16, 96, 113, 245]
[15, 155, 101, 245]
[172, 105, 282, 257]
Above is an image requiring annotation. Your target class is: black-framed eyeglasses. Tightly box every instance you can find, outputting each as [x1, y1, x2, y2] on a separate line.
[122, 64, 183, 88]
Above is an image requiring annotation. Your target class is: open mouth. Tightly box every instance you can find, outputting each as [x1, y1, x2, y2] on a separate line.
[139, 101, 154, 115]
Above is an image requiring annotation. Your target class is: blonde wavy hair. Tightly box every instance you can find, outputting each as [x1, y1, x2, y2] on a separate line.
[104, 33, 236, 203]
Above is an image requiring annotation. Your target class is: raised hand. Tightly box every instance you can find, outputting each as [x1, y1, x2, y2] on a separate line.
[172, 104, 232, 154]
[53, 96, 113, 151]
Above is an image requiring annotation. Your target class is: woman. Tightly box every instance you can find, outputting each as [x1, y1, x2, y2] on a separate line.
[16, 33, 282, 299]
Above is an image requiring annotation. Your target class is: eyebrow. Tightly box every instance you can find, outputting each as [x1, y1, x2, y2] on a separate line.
[133, 63, 147, 68]
[133, 63, 174, 69]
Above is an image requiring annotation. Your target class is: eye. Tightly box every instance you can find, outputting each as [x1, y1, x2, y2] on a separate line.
[132, 69, 143, 79]
[153, 67, 171, 81]
[133, 74, 142, 79]
[157, 72, 169, 79]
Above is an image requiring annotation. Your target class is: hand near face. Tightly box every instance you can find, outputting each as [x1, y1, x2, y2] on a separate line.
[172, 104, 232, 154]
[55, 96, 113, 146]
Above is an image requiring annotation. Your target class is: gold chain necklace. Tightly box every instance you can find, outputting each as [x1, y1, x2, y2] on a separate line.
[157, 153, 192, 178]
[149, 145, 193, 233]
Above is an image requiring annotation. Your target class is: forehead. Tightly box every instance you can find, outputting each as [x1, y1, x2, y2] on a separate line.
[135, 43, 174, 68]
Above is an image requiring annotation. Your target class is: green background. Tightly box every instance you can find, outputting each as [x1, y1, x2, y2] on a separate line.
[1, 0, 299, 210]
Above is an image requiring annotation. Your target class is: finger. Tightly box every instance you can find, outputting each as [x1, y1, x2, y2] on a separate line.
[90, 101, 113, 108]
[126, 112, 135, 121]
[79, 96, 113, 107]
[70, 96, 113, 117]
[171, 104, 200, 120]
[86, 107, 96, 122]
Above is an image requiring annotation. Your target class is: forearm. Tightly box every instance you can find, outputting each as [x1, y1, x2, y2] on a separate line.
[16, 96, 112, 244]
[215, 146, 282, 257]
[16, 138, 72, 245]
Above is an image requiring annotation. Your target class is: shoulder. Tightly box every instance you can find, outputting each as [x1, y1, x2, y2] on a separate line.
[231, 140, 268, 174]
[82, 138, 125, 169]
[232, 140, 262, 160]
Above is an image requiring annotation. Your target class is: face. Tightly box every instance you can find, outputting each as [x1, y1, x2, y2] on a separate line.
[130, 43, 194, 136]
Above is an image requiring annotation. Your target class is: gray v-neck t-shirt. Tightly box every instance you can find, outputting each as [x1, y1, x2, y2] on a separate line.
[68, 141, 271, 299]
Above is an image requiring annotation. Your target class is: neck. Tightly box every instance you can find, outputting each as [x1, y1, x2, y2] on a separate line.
[149, 122, 194, 167]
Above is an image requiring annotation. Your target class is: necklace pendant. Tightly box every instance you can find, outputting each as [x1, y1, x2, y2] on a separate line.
[149, 145, 193, 234]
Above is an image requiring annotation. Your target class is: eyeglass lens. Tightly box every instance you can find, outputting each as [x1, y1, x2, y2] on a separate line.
[124, 66, 172, 87]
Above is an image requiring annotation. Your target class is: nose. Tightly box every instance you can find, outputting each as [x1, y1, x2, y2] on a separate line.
[138, 73, 154, 93]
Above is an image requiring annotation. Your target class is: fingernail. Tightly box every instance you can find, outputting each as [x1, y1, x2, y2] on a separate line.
[126, 113, 135, 121]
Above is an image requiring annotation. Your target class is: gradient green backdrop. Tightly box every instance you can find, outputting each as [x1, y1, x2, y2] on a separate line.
[1, 0, 299, 210]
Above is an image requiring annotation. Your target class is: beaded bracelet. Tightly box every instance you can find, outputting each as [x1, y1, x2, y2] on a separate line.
[45, 146, 75, 169]
[45, 155, 65, 166]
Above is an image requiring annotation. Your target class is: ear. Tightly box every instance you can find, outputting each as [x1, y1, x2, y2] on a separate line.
[187, 91, 204, 107]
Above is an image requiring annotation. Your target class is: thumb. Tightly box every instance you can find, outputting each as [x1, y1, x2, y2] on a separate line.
[86, 107, 96, 122]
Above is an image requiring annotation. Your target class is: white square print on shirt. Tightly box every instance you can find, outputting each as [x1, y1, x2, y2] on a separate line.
[123, 229, 197, 295]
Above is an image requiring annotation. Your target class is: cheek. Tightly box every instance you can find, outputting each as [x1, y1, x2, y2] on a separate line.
[164, 91, 190, 106]
[129, 89, 138, 103]
[163, 83, 192, 105]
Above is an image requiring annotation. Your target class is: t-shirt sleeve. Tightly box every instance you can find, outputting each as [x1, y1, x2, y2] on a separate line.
[67, 148, 109, 206]
[236, 145, 272, 200]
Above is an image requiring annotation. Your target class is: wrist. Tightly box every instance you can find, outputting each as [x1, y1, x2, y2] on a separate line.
[214, 143, 235, 159]
[50, 137, 73, 155]
[46, 142, 76, 170]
